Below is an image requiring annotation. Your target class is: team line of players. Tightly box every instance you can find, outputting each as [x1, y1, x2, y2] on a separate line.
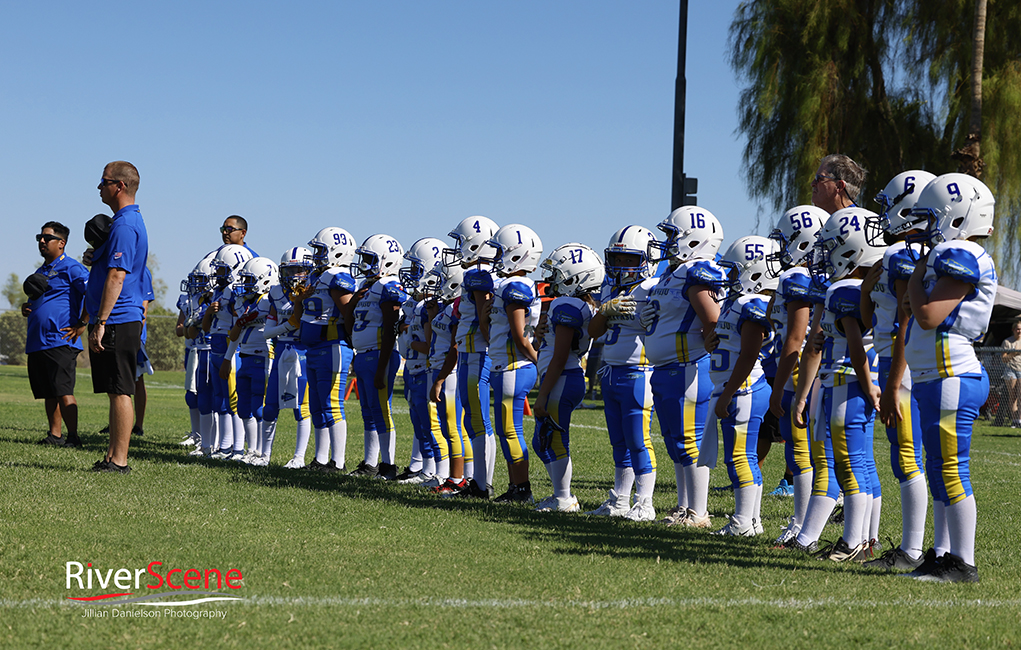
[175, 170, 995, 584]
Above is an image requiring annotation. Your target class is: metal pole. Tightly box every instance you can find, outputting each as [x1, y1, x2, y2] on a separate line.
[671, 0, 688, 211]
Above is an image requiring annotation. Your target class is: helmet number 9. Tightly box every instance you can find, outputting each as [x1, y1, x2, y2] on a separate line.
[790, 211, 813, 230]
[744, 242, 765, 261]
[947, 182, 962, 202]
[690, 213, 706, 229]
[838, 214, 861, 236]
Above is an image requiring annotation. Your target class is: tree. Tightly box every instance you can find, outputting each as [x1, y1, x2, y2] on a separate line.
[2, 273, 26, 309]
[729, 0, 1021, 282]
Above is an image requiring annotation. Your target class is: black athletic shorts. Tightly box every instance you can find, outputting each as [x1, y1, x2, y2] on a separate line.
[89, 321, 142, 396]
[27, 346, 80, 399]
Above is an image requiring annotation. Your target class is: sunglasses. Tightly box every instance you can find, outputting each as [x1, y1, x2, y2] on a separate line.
[813, 173, 838, 183]
[98, 178, 122, 188]
[36, 234, 64, 243]
[220, 225, 243, 235]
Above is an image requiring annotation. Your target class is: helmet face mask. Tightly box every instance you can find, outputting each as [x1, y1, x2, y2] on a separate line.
[278, 246, 313, 292]
[236, 257, 278, 299]
[810, 207, 886, 282]
[719, 236, 779, 300]
[489, 224, 543, 276]
[423, 264, 464, 302]
[444, 216, 499, 267]
[354, 234, 403, 279]
[865, 170, 938, 246]
[400, 237, 445, 289]
[307, 227, 356, 271]
[604, 226, 657, 287]
[541, 243, 604, 298]
[765, 205, 829, 278]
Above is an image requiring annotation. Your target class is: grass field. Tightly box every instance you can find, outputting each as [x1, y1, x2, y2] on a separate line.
[1, 365, 1020, 649]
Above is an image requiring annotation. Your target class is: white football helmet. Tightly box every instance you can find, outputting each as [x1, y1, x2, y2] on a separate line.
[720, 236, 780, 298]
[237, 257, 279, 298]
[908, 173, 995, 244]
[400, 237, 446, 289]
[307, 227, 357, 270]
[541, 243, 605, 298]
[184, 253, 217, 295]
[278, 246, 313, 292]
[651, 206, 724, 263]
[810, 207, 887, 281]
[864, 170, 938, 246]
[488, 224, 543, 276]
[443, 216, 499, 267]
[211, 244, 254, 289]
[605, 225, 657, 287]
[355, 234, 404, 279]
[766, 205, 829, 277]
[424, 264, 465, 302]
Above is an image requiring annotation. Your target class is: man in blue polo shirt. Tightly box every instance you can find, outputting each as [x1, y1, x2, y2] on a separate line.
[220, 215, 258, 257]
[86, 160, 149, 474]
[22, 221, 89, 448]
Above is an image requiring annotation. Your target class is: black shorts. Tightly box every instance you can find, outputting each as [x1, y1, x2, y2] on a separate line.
[89, 321, 142, 396]
[27, 346, 80, 399]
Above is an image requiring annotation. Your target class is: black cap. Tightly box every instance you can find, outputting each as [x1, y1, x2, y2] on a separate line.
[84, 214, 113, 249]
[23, 273, 50, 300]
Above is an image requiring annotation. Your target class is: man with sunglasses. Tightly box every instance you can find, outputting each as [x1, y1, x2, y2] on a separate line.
[22, 222, 89, 448]
[220, 216, 258, 257]
[811, 154, 867, 214]
[87, 161, 149, 474]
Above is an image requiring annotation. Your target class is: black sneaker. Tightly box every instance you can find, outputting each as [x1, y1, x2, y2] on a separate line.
[781, 536, 819, 554]
[38, 434, 67, 446]
[864, 546, 925, 572]
[99, 425, 110, 434]
[90, 459, 131, 474]
[914, 553, 979, 583]
[395, 466, 419, 481]
[446, 478, 491, 500]
[376, 463, 398, 481]
[903, 548, 941, 578]
[828, 504, 844, 525]
[131, 425, 144, 437]
[494, 483, 533, 504]
[321, 460, 344, 474]
[64, 432, 83, 449]
[307, 459, 328, 471]
[348, 461, 378, 477]
[816, 537, 867, 562]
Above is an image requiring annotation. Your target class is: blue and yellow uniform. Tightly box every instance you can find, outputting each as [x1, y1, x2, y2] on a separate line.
[429, 302, 469, 466]
[402, 299, 447, 469]
[772, 267, 813, 476]
[456, 266, 496, 485]
[489, 276, 541, 466]
[300, 267, 356, 430]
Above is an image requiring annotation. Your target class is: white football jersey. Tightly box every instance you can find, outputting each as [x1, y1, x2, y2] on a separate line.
[819, 279, 876, 388]
[772, 267, 813, 391]
[351, 277, 408, 354]
[235, 293, 272, 356]
[870, 241, 921, 358]
[208, 287, 237, 337]
[455, 266, 495, 354]
[905, 240, 997, 382]
[643, 260, 728, 366]
[266, 284, 301, 345]
[402, 299, 430, 375]
[489, 276, 541, 372]
[709, 294, 772, 394]
[429, 302, 458, 372]
[537, 296, 597, 379]
[598, 281, 651, 367]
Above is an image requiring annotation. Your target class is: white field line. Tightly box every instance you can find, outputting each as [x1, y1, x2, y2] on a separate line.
[5, 595, 1021, 610]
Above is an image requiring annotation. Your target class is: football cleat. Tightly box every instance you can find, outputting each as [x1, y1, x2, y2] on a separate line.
[864, 546, 925, 572]
[902, 549, 941, 579]
[712, 515, 756, 537]
[421, 475, 445, 489]
[375, 463, 398, 481]
[444, 478, 491, 500]
[210, 449, 233, 460]
[913, 553, 979, 583]
[584, 489, 630, 517]
[397, 470, 430, 485]
[769, 479, 794, 497]
[188, 446, 210, 457]
[816, 538, 867, 563]
[658, 506, 688, 526]
[774, 516, 801, 546]
[249, 456, 270, 467]
[781, 536, 819, 554]
[348, 461, 379, 477]
[679, 508, 713, 529]
[433, 477, 469, 495]
[283, 457, 306, 469]
[623, 497, 656, 522]
[494, 483, 534, 504]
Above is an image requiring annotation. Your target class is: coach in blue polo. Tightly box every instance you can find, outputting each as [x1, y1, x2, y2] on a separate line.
[23, 221, 89, 448]
[86, 161, 149, 474]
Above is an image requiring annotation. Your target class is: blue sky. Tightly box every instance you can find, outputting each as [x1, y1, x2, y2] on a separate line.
[1, 1, 764, 309]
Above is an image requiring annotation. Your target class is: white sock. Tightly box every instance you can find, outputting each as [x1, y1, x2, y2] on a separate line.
[217, 413, 234, 451]
[793, 471, 813, 527]
[734, 486, 754, 530]
[314, 427, 330, 464]
[329, 420, 347, 467]
[686, 464, 711, 518]
[364, 429, 379, 466]
[471, 435, 488, 487]
[933, 501, 950, 557]
[464, 459, 474, 480]
[635, 471, 656, 501]
[945, 495, 977, 566]
[752, 482, 763, 525]
[436, 457, 449, 479]
[211, 415, 220, 451]
[189, 407, 200, 438]
[797, 495, 837, 546]
[862, 493, 874, 543]
[843, 493, 869, 547]
[409, 437, 423, 472]
[380, 427, 396, 465]
[261, 419, 277, 461]
[869, 495, 882, 542]
[293, 419, 311, 461]
[550, 457, 572, 499]
[232, 414, 245, 453]
[422, 456, 436, 477]
[674, 462, 687, 510]
[485, 434, 497, 488]
[900, 475, 927, 559]
[614, 466, 636, 501]
[243, 417, 259, 454]
[199, 413, 215, 450]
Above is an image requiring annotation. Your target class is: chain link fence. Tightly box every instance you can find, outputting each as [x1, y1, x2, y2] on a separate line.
[976, 347, 1021, 426]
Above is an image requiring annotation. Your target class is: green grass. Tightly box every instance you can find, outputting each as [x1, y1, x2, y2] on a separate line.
[1, 365, 1019, 649]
